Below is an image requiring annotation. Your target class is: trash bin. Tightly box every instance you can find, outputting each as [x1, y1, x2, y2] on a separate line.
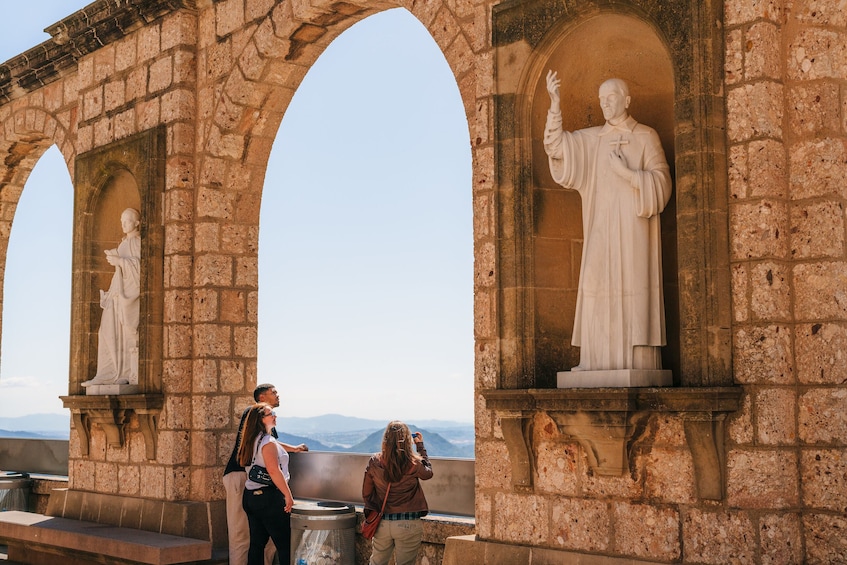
[0, 471, 31, 512]
[290, 501, 356, 565]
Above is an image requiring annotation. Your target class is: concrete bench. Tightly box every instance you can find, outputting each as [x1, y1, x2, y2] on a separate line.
[0, 511, 212, 565]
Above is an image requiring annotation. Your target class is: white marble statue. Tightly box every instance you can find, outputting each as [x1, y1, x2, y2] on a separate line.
[82, 208, 141, 388]
[544, 72, 672, 372]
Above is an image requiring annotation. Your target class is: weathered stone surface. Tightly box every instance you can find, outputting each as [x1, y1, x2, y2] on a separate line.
[726, 82, 784, 142]
[789, 138, 847, 198]
[790, 200, 844, 259]
[731, 263, 749, 322]
[494, 492, 549, 546]
[724, 0, 783, 26]
[474, 440, 511, 490]
[786, 28, 847, 81]
[750, 262, 791, 320]
[683, 509, 756, 564]
[755, 388, 797, 445]
[759, 513, 803, 565]
[613, 503, 680, 561]
[550, 497, 609, 552]
[804, 513, 847, 563]
[745, 22, 782, 81]
[730, 200, 789, 260]
[787, 82, 841, 136]
[799, 389, 847, 443]
[727, 449, 799, 508]
[793, 262, 847, 320]
[733, 325, 794, 384]
[534, 439, 579, 495]
[728, 391, 754, 444]
[795, 323, 847, 384]
[644, 447, 696, 503]
[801, 449, 847, 511]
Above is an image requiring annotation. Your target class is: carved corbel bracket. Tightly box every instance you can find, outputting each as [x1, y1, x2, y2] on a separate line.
[483, 387, 741, 498]
[85, 408, 130, 448]
[499, 414, 533, 489]
[549, 410, 651, 476]
[682, 412, 728, 500]
[61, 394, 163, 459]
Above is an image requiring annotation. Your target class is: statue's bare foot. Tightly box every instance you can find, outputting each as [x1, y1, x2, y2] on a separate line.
[571, 365, 587, 372]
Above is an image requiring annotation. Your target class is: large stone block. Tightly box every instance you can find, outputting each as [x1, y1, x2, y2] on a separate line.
[548, 496, 610, 553]
[726, 82, 784, 142]
[790, 200, 845, 259]
[759, 513, 803, 565]
[683, 509, 756, 564]
[745, 22, 782, 81]
[789, 138, 847, 198]
[755, 388, 797, 445]
[494, 492, 549, 546]
[793, 262, 847, 320]
[733, 325, 794, 384]
[534, 439, 579, 495]
[801, 449, 847, 511]
[727, 449, 799, 508]
[613, 502, 680, 561]
[644, 447, 696, 504]
[803, 513, 847, 563]
[787, 82, 841, 136]
[799, 388, 847, 443]
[796, 323, 847, 384]
[730, 200, 789, 260]
[750, 262, 791, 321]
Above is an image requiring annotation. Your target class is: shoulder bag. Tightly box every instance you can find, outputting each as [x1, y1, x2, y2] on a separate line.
[362, 483, 390, 539]
[248, 433, 274, 486]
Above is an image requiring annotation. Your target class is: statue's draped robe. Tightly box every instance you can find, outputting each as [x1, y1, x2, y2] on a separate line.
[544, 111, 672, 370]
[92, 234, 141, 384]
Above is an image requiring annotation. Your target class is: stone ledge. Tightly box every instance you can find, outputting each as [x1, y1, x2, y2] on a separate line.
[443, 535, 665, 565]
[483, 387, 742, 499]
[0, 511, 211, 565]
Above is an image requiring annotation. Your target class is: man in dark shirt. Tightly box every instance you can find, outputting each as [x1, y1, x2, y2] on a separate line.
[223, 383, 308, 565]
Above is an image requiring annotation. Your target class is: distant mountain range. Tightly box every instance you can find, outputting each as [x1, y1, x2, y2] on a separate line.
[277, 414, 474, 458]
[0, 413, 70, 439]
[0, 413, 474, 458]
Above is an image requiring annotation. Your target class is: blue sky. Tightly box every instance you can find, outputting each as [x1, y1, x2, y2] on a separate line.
[0, 3, 474, 424]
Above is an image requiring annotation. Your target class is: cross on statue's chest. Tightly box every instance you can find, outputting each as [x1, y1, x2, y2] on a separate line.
[609, 135, 629, 152]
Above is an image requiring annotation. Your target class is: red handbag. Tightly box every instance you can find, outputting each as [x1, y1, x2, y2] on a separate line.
[362, 483, 391, 539]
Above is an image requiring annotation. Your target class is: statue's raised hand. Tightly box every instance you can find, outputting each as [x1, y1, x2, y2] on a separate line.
[546, 69, 561, 109]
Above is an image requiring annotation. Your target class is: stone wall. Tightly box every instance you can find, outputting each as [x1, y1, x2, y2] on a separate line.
[0, 0, 844, 563]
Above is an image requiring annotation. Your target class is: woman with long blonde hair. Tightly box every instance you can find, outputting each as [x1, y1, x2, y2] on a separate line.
[362, 420, 433, 565]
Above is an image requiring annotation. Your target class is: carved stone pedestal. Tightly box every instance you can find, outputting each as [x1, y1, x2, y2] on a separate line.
[557, 369, 672, 388]
[84, 384, 140, 396]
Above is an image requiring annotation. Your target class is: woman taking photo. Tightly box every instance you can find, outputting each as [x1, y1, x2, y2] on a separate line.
[237, 402, 297, 565]
[362, 421, 434, 565]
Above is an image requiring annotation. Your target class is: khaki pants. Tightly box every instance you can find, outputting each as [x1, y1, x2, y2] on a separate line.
[368, 519, 423, 565]
[224, 471, 277, 565]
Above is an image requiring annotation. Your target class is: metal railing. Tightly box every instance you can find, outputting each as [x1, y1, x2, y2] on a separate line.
[0, 439, 475, 517]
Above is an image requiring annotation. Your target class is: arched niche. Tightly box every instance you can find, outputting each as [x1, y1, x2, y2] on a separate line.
[494, 0, 732, 389]
[64, 126, 165, 458]
[526, 13, 679, 381]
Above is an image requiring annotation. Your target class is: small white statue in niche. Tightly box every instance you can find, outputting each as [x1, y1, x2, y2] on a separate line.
[543, 71, 672, 374]
[82, 207, 141, 388]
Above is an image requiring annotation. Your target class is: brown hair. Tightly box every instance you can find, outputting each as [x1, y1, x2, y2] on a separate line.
[379, 420, 422, 483]
[237, 402, 272, 467]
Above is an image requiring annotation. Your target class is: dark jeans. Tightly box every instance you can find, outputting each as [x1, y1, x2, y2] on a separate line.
[242, 487, 290, 565]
